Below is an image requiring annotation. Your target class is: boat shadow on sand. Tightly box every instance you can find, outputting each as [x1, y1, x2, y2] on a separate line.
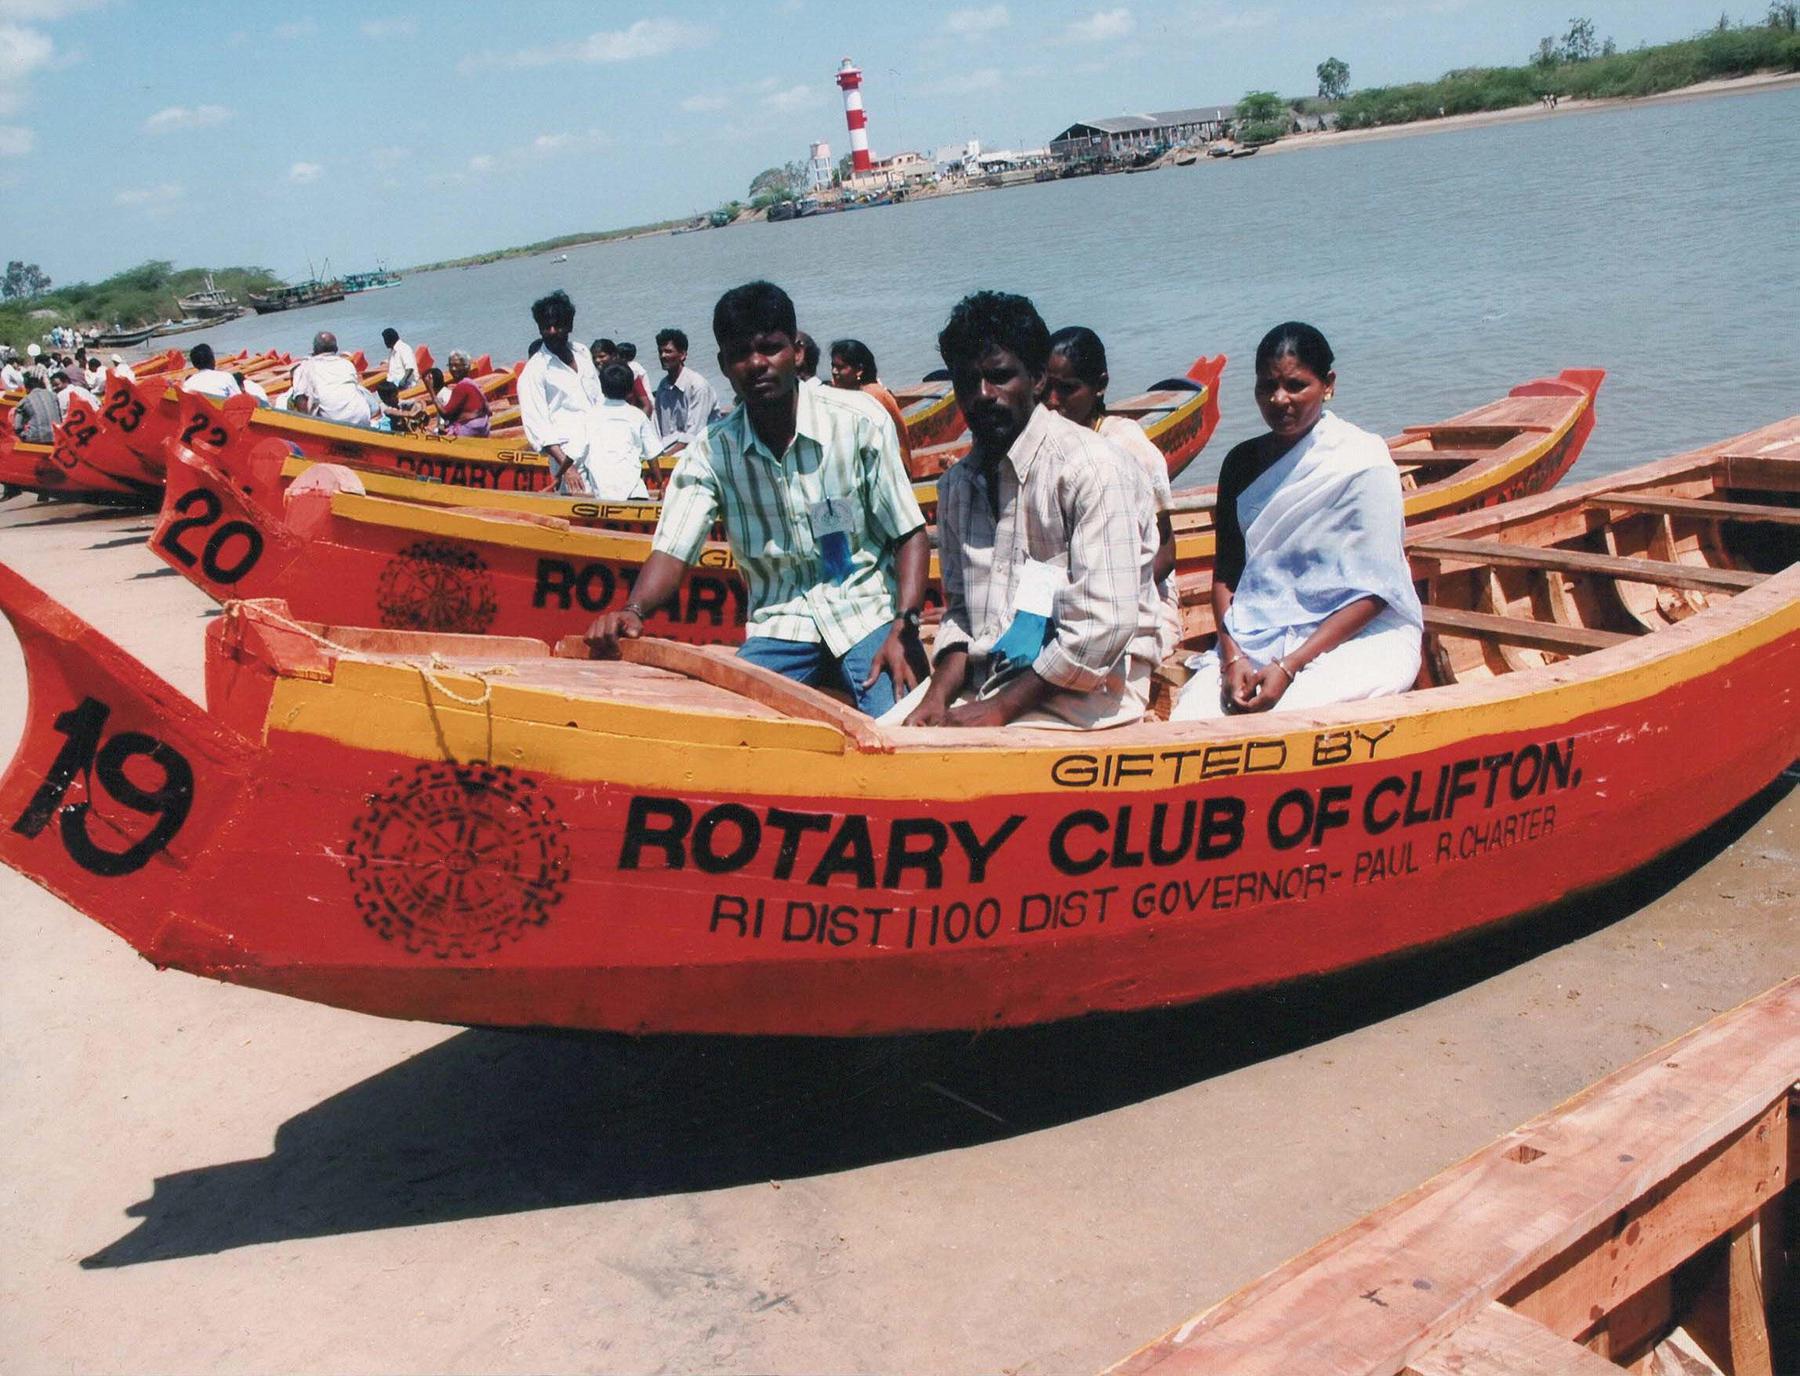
[81, 771, 1795, 1269]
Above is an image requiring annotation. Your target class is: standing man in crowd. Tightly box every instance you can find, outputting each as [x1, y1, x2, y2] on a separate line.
[518, 289, 606, 494]
[896, 291, 1162, 730]
[588, 281, 929, 717]
[289, 332, 377, 426]
[651, 327, 718, 445]
[382, 328, 418, 391]
[0, 351, 22, 391]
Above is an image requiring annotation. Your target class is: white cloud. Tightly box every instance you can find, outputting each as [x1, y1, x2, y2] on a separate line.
[532, 132, 572, 152]
[0, 124, 35, 157]
[1063, 6, 1135, 41]
[114, 181, 182, 209]
[0, 23, 55, 116]
[273, 17, 315, 40]
[359, 17, 417, 37]
[142, 103, 233, 134]
[763, 84, 817, 112]
[370, 144, 411, 166]
[470, 18, 714, 70]
[467, 154, 495, 174]
[287, 161, 322, 183]
[0, 0, 107, 19]
[680, 93, 729, 113]
[946, 4, 1009, 36]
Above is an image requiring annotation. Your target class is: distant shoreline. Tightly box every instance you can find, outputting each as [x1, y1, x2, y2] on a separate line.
[1258, 69, 1800, 159]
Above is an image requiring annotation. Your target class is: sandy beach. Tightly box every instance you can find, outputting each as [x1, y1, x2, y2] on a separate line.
[1257, 69, 1800, 158]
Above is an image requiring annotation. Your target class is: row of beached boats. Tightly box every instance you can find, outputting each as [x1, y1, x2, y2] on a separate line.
[0, 347, 1794, 1045]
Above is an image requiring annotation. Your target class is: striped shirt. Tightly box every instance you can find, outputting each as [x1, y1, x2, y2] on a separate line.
[935, 405, 1162, 693]
[652, 382, 928, 654]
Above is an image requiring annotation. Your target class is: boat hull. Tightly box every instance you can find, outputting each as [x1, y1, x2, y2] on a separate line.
[0, 542, 1793, 1035]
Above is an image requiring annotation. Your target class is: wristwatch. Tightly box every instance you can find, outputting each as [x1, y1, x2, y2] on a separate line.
[898, 607, 924, 635]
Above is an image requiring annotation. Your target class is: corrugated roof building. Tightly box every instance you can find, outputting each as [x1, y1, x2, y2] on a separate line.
[1049, 106, 1237, 160]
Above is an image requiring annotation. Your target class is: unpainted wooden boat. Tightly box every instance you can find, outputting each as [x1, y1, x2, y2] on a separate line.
[150, 372, 1600, 645]
[1110, 977, 1799, 1376]
[5, 418, 1795, 1035]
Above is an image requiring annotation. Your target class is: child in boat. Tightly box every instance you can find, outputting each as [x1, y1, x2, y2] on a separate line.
[1171, 323, 1422, 719]
[1043, 325, 1180, 665]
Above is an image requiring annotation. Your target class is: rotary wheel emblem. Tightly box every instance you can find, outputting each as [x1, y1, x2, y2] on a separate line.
[375, 540, 499, 633]
[345, 762, 570, 959]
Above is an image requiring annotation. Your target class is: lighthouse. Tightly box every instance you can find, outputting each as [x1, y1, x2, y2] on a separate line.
[835, 57, 872, 174]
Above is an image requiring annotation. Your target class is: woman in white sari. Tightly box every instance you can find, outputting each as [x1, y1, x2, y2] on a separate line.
[1172, 323, 1422, 719]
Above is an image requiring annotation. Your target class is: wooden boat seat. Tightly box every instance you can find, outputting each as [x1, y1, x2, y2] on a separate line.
[1410, 537, 1765, 592]
[553, 635, 890, 752]
[1422, 606, 1634, 654]
[1390, 448, 1501, 469]
[1588, 491, 1800, 526]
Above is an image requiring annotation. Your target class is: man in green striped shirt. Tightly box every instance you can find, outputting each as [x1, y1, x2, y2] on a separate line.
[586, 281, 930, 716]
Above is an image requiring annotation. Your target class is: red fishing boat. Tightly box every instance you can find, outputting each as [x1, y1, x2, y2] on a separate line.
[6, 419, 1792, 1036]
[902, 355, 1226, 482]
[148, 372, 1601, 644]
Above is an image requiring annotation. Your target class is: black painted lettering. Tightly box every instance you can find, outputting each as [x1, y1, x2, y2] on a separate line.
[619, 796, 691, 869]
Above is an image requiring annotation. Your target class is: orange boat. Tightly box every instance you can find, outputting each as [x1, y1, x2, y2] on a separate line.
[147, 372, 1599, 645]
[1, 418, 1794, 1035]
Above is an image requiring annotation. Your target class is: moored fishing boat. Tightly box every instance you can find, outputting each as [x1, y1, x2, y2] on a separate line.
[341, 268, 402, 293]
[9, 418, 1794, 1035]
[896, 354, 1224, 482]
[90, 323, 158, 348]
[152, 372, 1600, 643]
[248, 279, 346, 314]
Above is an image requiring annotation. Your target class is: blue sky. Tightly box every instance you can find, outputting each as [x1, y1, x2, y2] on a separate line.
[0, 0, 1767, 284]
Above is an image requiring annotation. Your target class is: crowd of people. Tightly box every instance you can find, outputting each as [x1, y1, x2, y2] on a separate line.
[9, 287, 1421, 731]
[3, 341, 133, 442]
[583, 279, 1421, 731]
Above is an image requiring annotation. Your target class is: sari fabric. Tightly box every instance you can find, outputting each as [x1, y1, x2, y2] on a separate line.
[1221, 410, 1422, 663]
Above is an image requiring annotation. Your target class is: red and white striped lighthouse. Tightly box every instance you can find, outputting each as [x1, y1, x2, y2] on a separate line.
[835, 57, 872, 174]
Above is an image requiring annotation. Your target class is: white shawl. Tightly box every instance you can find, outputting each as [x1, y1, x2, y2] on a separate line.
[1223, 411, 1422, 661]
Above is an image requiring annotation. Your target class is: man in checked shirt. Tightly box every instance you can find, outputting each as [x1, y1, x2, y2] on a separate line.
[892, 291, 1163, 730]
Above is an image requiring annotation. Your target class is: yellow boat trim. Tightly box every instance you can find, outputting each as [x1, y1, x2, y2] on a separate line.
[261, 582, 1798, 799]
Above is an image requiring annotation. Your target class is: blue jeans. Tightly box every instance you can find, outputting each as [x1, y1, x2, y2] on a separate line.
[737, 621, 899, 717]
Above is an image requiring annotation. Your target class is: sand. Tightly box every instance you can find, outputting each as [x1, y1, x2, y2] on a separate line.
[0, 495, 1795, 1374]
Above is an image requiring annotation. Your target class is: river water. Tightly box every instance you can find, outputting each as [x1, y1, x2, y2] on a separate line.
[194, 84, 1799, 487]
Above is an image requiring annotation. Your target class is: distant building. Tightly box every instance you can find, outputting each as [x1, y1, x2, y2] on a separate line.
[1048, 106, 1236, 161]
[843, 150, 936, 194]
[807, 140, 834, 192]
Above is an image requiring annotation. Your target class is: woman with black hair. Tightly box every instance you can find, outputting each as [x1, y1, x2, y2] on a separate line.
[1171, 322, 1422, 719]
[1044, 325, 1179, 663]
[829, 337, 911, 465]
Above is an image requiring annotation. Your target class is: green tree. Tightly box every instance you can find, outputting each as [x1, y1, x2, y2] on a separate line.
[1532, 35, 1560, 67]
[1771, 2, 1798, 31]
[1234, 89, 1289, 142]
[1316, 56, 1351, 101]
[1561, 17, 1598, 61]
[747, 161, 806, 207]
[2, 260, 51, 300]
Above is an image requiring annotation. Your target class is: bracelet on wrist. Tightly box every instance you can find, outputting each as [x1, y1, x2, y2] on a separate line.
[1273, 656, 1296, 682]
[622, 601, 647, 620]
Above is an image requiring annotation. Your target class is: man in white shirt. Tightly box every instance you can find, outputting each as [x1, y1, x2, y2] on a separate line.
[179, 343, 242, 400]
[110, 353, 137, 383]
[518, 289, 605, 494]
[382, 328, 418, 390]
[289, 331, 377, 426]
[651, 327, 719, 445]
[79, 352, 104, 393]
[237, 372, 272, 405]
[53, 369, 98, 410]
[0, 353, 22, 391]
[582, 363, 657, 499]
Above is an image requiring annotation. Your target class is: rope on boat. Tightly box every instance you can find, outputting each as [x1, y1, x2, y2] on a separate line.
[237, 606, 517, 707]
